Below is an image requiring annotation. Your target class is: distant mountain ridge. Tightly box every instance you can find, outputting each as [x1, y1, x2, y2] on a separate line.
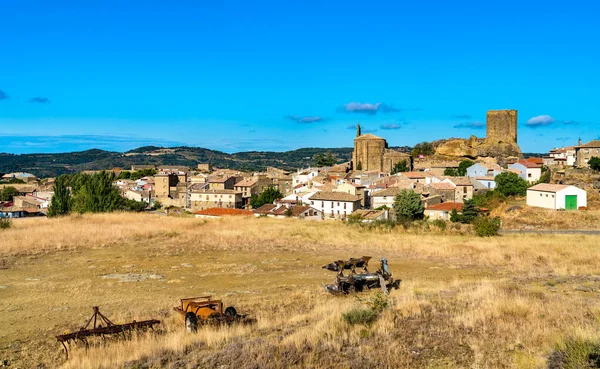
[0, 146, 362, 178]
[0, 145, 543, 179]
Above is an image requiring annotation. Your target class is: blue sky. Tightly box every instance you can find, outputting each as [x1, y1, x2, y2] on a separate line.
[1, 0, 598, 154]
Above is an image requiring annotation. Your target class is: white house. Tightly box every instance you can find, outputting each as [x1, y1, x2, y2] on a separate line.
[292, 168, 320, 186]
[526, 184, 587, 210]
[508, 161, 542, 183]
[308, 192, 361, 219]
[475, 176, 497, 189]
[467, 163, 502, 178]
[280, 191, 318, 205]
[370, 187, 402, 209]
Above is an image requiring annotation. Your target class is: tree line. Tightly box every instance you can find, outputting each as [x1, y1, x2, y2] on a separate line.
[48, 171, 148, 217]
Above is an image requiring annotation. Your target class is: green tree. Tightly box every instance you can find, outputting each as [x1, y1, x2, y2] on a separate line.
[537, 166, 551, 184]
[457, 160, 474, 176]
[411, 142, 434, 157]
[314, 151, 336, 167]
[473, 216, 501, 237]
[589, 157, 600, 171]
[0, 186, 19, 202]
[71, 171, 125, 213]
[392, 190, 424, 221]
[151, 200, 162, 211]
[392, 160, 408, 174]
[495, 172, 528, 197]
[459, 199, 480, 224]
[444, 168, 459, 176]
[123, 199, 148, 212]
[449, 208, 460, 222]
[250, 186, 283, 208]
[48, 175, 71, 217]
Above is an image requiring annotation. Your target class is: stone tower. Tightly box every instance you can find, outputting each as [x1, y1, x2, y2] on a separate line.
[486, 109, 518, 144]
[352, 133, 386, 171]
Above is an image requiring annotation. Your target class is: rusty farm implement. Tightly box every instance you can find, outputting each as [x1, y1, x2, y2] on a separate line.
[56, 306, 160, 359]
[174, 296, 256, 332]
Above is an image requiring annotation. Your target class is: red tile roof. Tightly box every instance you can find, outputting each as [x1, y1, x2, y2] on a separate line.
[516, 160, 542, 168]
[193, 208, 253, 216]
[527, 183, 571, 192]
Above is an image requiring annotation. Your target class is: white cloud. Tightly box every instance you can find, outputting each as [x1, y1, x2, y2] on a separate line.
[526, 115, 555, 127]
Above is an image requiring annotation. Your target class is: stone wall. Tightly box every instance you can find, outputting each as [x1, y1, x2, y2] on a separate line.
[486, 110, 517, 144]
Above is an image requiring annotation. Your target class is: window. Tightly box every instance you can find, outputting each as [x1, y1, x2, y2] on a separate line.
[552, 195, 554, 198]
[528, 173, 532, 178]
[546, 194, 548, 197]
[311, 201, 314, 205]
[344, 203, 347, 209]
[540, 193, 542, 197]
[321, 201, 324, 207]
[337, 202, 340, 207]
[463, 187, 466, 193]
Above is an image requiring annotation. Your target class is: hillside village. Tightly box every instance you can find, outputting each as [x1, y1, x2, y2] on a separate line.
[1, 110, 599, 224]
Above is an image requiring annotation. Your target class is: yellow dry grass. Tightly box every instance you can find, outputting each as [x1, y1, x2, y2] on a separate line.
[0, 213, 600, 368]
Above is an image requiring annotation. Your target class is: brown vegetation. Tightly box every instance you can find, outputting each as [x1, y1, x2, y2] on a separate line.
[1, 213, 600, 368]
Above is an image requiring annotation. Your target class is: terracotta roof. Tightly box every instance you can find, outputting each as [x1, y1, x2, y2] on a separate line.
[431, 182, 455, 190]
[193, 189, 241, 194]
[309, 191, 361, 202]
[527, 183, 572, 192]
[425, 202, 464, 211]
[445, 177, 473, 186]
[193, 208, 253, 216]
[515, 160, 542, 169]
[371, 187, 403, 197]
[209, 176, 233, 183]
[355, 133, 385, 140]
[352, 209, 386, 220]
[402, 171, 430, 179]
[525, 157, 544, 165]
[253, 204, 277, 214]
[475, 176, 495, 181]
[234, 178, 258, 187]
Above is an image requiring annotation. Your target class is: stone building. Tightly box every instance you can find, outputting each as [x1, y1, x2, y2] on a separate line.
[352, 124, 412, 173]
[154, 169, 188, 208]
[486, 110, 518, 144]
[575, 139, 600, 168]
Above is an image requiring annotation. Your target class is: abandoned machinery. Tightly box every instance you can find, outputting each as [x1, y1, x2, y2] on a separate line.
[322, 256, 401, 295]
[173, 296, 256, 332]
[55, 306, 160, 359]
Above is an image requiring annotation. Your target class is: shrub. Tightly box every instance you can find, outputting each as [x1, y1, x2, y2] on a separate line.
[346, 213, 363, 225]
[548, 336, 600, 369]
[473, 216, 501, 237]
[392, 160, 408, 173]
[362, 292, 390, 313]
[589, 157, 600, 171]
[0, 218, 12, 230]
[393, 189, 424, 221]
[342, 308, 377, 326]
[495, 172, 528, 197]
[431, 218, 447, 231]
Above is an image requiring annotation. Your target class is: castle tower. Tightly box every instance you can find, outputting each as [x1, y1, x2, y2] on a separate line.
[356, 124, 361, 137]
[352, 133, 386, 171]
[486, 109, 518, 144]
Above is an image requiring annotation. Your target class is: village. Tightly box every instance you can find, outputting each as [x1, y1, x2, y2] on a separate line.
[1, 109, 598, 225]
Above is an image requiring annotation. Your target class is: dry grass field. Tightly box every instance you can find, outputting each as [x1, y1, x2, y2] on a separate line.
[1, 213, 600, 368]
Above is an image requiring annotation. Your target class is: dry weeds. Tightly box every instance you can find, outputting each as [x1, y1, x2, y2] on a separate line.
[1, 213, 599, 368]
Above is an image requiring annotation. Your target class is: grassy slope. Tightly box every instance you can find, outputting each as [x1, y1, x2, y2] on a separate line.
[1, 214, 600, 368]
